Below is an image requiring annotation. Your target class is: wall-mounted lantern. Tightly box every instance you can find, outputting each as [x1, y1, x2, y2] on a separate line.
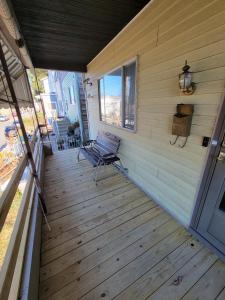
[179, 60, 195, 95]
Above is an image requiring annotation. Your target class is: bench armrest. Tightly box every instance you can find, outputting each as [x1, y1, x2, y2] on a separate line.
[102, 152, 115, 158]
[83, 139, 96, 146]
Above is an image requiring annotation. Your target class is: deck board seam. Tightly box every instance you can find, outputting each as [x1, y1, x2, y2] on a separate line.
[41, 200, 154, 253]
[215, 286, 225, 299]
[41, 204, 158, 262]
[44, 191, 147, 225]
[179, 259, 219, 300]
[41, 196, 153, 238]
[112, 244, 204, 300]
[45, 178, 129, 210]
[41, 200, 154, 251]
[40, 205, 161, 267]
[45, 177, 125, 202]
[41, 199, 153, 247]
[43, 225, 184, 300]
[41, 219, 179, 299]
[45, 184, 135, 220]
[44, 168, 99, 182]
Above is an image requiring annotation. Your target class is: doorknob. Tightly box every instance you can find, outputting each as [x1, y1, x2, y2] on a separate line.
[217, 151, 225, 161]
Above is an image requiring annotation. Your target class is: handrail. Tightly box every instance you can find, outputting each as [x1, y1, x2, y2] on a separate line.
[0, 132, 43, 299]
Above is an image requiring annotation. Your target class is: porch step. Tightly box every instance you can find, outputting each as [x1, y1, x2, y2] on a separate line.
[54, 117, 71, 137]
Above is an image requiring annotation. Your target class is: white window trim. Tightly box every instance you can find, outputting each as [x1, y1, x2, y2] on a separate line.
[98, 56, 138, 133]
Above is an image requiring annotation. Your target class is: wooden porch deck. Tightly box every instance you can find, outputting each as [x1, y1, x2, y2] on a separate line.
[40, 149, 225, 300]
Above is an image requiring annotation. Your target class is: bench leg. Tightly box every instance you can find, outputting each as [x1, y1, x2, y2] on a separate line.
[119, 160, 127, 172]
[77, 148, 87, 163]
[113, 160, 128, 175]
[94, 164, 100, 184]
[77, 148, 80, 162]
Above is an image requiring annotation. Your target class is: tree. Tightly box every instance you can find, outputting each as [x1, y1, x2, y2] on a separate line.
[28, 69, 48, 95]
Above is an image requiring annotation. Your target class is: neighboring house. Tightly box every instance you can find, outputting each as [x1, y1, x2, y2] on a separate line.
[48, 70, 89, 140]
[48, 70, 66, 117]
[61, 72, 80, 123]
[40, 77, 58, 124]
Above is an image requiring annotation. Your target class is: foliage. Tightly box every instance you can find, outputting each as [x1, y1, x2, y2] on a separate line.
[0, 190, 22, 267]
[28, 69, 48, 95]
[67, 121, 80, 136]
[37, 111, 45, 124]
[0, 150, 15, 167]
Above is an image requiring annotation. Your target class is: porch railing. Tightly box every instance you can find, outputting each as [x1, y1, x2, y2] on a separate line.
[0, 132, 44, 299]
[55, 134, 81, 151]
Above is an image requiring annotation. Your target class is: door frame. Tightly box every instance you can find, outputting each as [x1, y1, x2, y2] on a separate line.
[190, 93, 225, 260]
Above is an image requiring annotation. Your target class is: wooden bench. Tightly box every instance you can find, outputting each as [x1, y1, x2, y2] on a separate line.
[77, 131, 124, 183]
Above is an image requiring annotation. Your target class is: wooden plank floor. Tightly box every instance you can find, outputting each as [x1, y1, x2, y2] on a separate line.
[40, 149, 225, 300]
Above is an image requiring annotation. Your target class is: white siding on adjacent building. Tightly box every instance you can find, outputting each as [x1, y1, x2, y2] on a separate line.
[62, 72, 80, 123]
[86, 0, 225, 227]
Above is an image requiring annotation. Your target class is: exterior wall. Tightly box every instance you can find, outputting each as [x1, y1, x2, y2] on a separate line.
[48, 71, 83, 123]
[48, 71, 66, 117]
[41, 77, 57, 122]
[47, 71, 56, 93]
[86, 0, 225, 227]
[61, 72, 80, 123]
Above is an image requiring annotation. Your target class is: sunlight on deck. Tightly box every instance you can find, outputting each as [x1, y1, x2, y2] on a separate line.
[40, 149, 225, 300]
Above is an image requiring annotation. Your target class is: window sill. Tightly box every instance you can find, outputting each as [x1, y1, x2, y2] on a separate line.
[99, 120, 137, 134]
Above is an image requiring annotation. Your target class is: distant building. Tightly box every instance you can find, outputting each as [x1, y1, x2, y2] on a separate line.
[48, 71, 65, 117]
[48, 70, 89, 140]
[61, 72, 80, 123]
[40, 77, 58, 124]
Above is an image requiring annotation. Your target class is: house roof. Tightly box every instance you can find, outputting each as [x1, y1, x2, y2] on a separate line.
[10, 0, 150, 72]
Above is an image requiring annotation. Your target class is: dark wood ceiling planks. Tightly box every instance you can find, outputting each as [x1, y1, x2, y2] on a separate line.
[11, 0, 150, 72]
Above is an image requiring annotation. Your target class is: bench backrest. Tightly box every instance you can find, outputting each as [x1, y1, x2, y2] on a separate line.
[95, 132, 120, 155]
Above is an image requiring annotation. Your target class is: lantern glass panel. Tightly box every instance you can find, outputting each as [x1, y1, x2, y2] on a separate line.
[179, 72, 192, 91]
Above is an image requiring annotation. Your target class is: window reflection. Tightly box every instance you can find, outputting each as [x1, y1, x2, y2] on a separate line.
[99, 68, 122, 127]
[98, 60, 136, 130]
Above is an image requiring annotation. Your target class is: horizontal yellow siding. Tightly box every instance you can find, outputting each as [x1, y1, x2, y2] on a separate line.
[87, 0, 225, 226]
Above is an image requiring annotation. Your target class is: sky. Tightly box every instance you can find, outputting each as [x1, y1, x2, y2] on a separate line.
[103, 73, 122, 97]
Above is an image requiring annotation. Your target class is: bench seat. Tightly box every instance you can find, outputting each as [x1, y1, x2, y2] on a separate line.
[77, 132, 123, 183]
[79, 147, 120, 167]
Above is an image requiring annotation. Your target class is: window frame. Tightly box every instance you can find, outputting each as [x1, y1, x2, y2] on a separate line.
[98, 57, 137, 133]
[68, 86, 73, 104]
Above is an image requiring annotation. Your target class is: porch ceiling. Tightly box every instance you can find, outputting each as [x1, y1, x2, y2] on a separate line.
[10, 0, 150, 72]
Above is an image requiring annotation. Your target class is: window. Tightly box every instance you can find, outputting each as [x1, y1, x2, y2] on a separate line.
[99, 68, 122, 127]
[72, 86, 77, 103]
[98, 60, 136, 130]
[124, 62, 136, 130]
[71, 85, 76, 104]
[68, 86, 72, 104]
